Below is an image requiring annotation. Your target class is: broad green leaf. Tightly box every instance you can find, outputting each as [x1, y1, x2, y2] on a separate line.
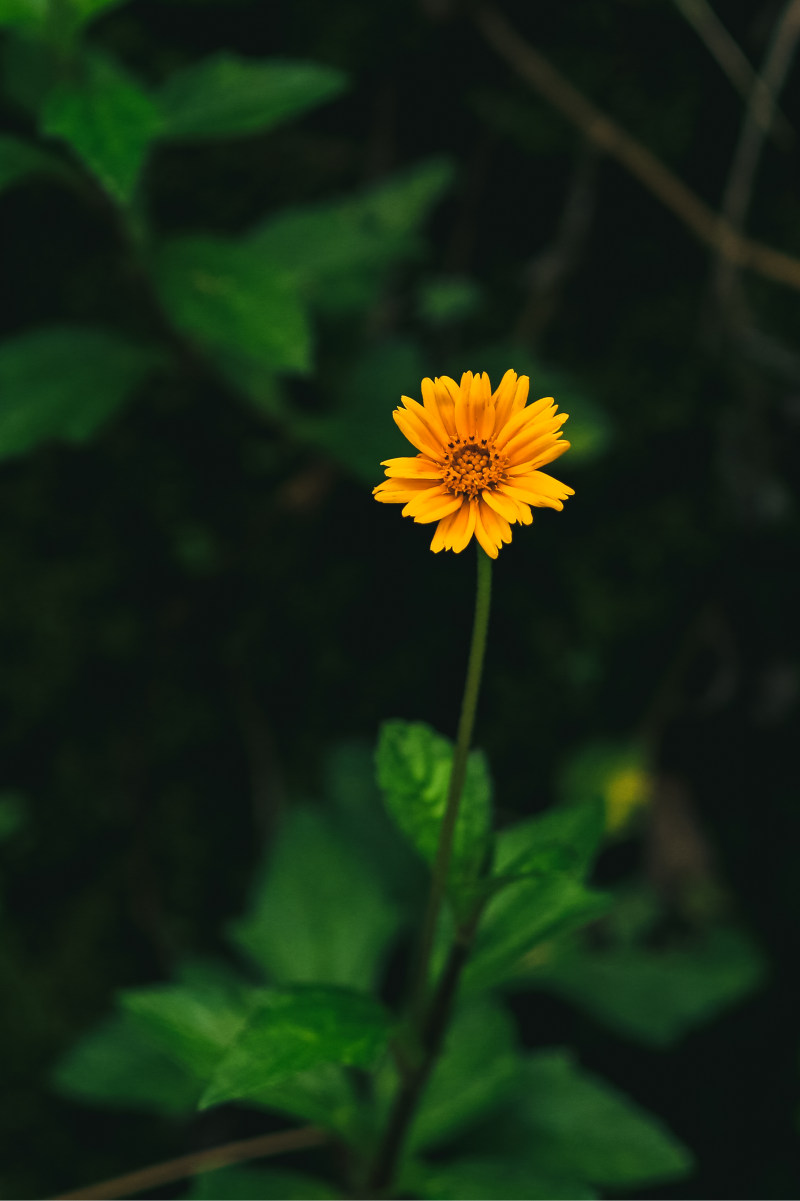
[410, 1000, 519, 1150]
[229, 804, 400, 991]
[158, 54, 347, 141]
[0, 326, 162, 459]
[201, 986, 391, 1109]
[0, 0, 127, 32]
[376, 720, 492, 904]
[465, 876, 610, 991]
[493, 798, 605, 883]
[536, 928, 765, 1047]
[69, 0, 128, 27]
[516, 1050, 693, 1187]
[0, 134, 72, 192]
[186, 1166, 340, 1200]
[0, 0, 46, 29]
[121, 974, 258, 1080]
[154, 235, 311, 375]
[52, 1012, 199, 1115]
[410, 1158, 596, 1200]
[301, 338, 418, 483]
[248, 158, 454, 315]
[40, 52, 162, 203]
[558, 739, 651, 833]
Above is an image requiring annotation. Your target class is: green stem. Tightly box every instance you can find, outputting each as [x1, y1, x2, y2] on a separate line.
[410, 546, 493, 1019]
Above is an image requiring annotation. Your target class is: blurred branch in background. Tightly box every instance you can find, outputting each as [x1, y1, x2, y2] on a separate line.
[673, 0, 794, 149]
[474, 4, 800, 292]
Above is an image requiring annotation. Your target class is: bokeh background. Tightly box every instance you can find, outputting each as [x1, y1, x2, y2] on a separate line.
[1, 0, 800, 1197]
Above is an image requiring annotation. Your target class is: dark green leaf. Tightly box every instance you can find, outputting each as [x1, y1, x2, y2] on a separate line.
[250, 1062, 363, 1140]
[376, 720, 492, 903]
[186, 1166, 340, 1200]
[410, 1000, 519, 1150]
[417, 275, 482, 326]
[0, 0, 46, 31]
[517, 1050, 693, 1187]
[0, 791, 26, 840]
[154, 235, 312, 375]
[52, 1012, 199, 1115]
[410, 1158, 596, 1200]
[537, 928, 765, 1047]
[0, 0, 128, 32]
[465, 876, 610, 991]
[0, 326, 162, 459]
[40, 52, 162, 203]
[201, 986, 391, 1109]
[158, 54, 347, 141]
[228, 804, 400, 991]
[0, 134, 72, 192]
[493, 799, 605, 883]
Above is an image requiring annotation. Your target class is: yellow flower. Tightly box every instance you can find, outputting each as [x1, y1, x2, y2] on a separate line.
[373, 370, 574, 558]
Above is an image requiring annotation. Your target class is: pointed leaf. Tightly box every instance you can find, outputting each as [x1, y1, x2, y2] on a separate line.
[41, 52, 162, 203]
[201, 986, 391, 1109]
[229, 805, 400, 991]
[0, 326, 162, 459]
[493, 798, 605, 883]
[158, 54, 347, 141]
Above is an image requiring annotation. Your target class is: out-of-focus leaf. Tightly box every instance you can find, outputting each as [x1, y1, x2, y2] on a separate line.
[465, 876, 610, 991]
[40, 52, 162, 203]
[248, 158, 454, 315]
[493, 799, 605, 883]
[409, 1158, 597, 1200]
[302, 338, 418, 483]
[201, 986, 391, 1109]
[154, 235, 312, 375]
[0, 326, 162, 459]
[52, 1012, 199, 1115]
[158, 54, 347, 141]
[250, 1062, 363, 1140]
[0, 791, 26, 840]
[417, 275, 482, 326]
[376, 720, 492, 908]
[228, 804, 400, 991]
[558, 739, 652, 833]
[0, 134, 72, 191]
[536, 928, 765, 1047]
[410, 1000, 519, 1150]
[0, 0, 127, 32]
[0, 0, 46, 30]
[69, 0, 129, 27]
[515, 1050, 693, 1187]
[186, 1166, 340, 1200]
[121, 975, 257, 1080]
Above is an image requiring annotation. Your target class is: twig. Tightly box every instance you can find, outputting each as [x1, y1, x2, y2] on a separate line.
[673, 0, 793, 147]
[713, 0, 800, 305]
[473, 4, 800, 293]
[52, 1126, 329, 1201]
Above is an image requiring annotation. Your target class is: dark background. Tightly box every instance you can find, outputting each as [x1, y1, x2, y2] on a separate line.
[1, 0, 799, 1196]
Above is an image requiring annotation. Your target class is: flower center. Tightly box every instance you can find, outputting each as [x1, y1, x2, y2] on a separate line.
[442, 437, 507, 499]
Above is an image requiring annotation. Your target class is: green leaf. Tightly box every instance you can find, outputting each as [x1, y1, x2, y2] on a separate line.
[537, 928, 765, 1047]
[228, 804, 400, 991]
[376, 720, 492, 904]
[250, 1062, 363, 1140]
[0, 0, 127, 32]
[417, 275, 482, 327]
[410, 1158, 596, 1200]
[410, 1000, 519, 1151]
[493, 799, 605, 884]
[0, 790, 26, 840]
[0, 326, 162, 459]
[52, 1012, 199, 1115]
[186, 1166, 340, 1200]
[0, 134, 72, 192]
[201, 986, 391, 1109]
[121, 974, 258, 1080]
[40, 52, 162, 203]
[158, 54, 347, 141]
[248, 158, 454, 315]
[465, 876, 610, 991]
[154, 235, 312, 375]
[515, 1050, 693, 1187]
[0, 0, 46, 30]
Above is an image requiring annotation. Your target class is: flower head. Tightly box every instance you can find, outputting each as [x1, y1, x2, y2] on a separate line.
[373, 370, 574, 558]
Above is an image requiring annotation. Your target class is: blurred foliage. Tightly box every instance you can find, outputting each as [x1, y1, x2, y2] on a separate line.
[1, 0, 798, 1196]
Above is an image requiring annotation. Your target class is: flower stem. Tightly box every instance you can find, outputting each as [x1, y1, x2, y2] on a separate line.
[410, 545, 493, 1019]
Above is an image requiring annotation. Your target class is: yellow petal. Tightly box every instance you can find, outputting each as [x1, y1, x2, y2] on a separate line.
[481, 488, 519, 523]
[492, 369, 519, 429]
[450, 499, 478, 552]
[493, 397, 555, 450]
[401, 484, 449, 517]
[393, 407, 443, 459]
[401, 395, 449, 451]
[412, 493, 464, 524]
[422, 377, 456, 438]
[480, 499, 512, 545]
[382, 456, 444, 479]
[431, 508, 460, 552]
[473, 505, 500, 558]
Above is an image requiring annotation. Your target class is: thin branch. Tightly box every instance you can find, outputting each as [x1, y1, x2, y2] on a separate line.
[474, 4, 800, 293]
[673, 0, 793, 147]
[52, 1126, 329, 1201]
[713, 0, 800, 302]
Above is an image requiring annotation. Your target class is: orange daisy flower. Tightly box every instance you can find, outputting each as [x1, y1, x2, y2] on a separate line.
[373, 370, 574, 558]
